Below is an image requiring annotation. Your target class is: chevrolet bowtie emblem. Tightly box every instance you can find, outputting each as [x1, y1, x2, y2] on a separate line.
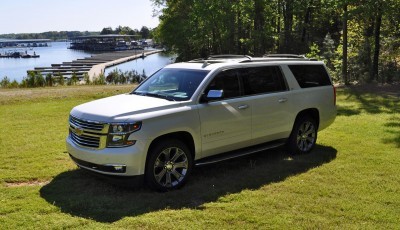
[74, 126, 84, 136]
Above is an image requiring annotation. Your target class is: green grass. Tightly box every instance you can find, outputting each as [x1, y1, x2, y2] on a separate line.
[0, 85, 399, 229]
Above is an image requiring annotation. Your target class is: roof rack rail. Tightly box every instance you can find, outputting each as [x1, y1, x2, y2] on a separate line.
[188, 54, 315, 65]
[263, 54, 306, 59]
[188, 54, 252, 64]
[207, 54, 252, 60]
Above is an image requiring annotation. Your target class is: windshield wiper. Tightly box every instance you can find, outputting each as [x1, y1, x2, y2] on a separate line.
[143, 92, 176, 101]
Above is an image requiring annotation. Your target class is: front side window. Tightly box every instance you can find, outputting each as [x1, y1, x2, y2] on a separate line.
[204, 69, 241, 100]
[133, 68, 209, 101]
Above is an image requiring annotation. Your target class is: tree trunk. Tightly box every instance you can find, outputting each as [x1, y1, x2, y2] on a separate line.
[301, 1, 313, 43]
[372, 7, 382, 82]
[277, 0, 282, 52]
[283, 0, 293, 53]
[342, 4, 349, 85]
[254, 0, 265, 55]
[237, 10, 243, 54]
[364, 18, 374, 82]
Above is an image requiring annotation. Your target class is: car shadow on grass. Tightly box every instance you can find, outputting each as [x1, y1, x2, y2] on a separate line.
[40, 145, 337, 223]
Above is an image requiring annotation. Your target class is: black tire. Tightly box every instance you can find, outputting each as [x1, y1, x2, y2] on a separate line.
[287, 116, 318, 154]
[145, 139, 193, 191]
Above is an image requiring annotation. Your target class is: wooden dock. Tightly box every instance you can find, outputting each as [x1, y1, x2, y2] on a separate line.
[28, 49, 162, 81]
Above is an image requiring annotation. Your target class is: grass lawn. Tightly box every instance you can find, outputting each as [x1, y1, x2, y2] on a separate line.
[0, 84, 399, 229]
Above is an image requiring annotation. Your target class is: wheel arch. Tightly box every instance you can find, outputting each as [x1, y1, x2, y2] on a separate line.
[295, 108, 320, 129]
[146, 131, 196, 164]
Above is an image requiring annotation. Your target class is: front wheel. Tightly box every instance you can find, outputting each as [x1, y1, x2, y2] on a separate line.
[287, 116, 318, 154]
[145, 139, 193, 191]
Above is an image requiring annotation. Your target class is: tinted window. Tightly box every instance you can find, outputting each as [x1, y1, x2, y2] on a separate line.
[241, 66, 287, 95]
[288, 65, 331, 88]
[205, 69, 240, 99]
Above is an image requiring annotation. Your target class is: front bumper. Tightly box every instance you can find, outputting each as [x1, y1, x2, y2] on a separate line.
[66, 136, 148, 176]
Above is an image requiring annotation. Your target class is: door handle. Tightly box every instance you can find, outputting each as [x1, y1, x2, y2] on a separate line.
[238, 104, 249, 110]
[278, 98, 288, 103]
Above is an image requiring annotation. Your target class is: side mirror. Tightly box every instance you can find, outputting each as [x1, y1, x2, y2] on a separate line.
[203, 90, 223, 102]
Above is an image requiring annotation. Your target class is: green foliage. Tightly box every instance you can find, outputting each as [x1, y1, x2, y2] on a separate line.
[83, 73, 91, 85]
[57, 73, 65, 86]
[99, 25, 153, 38]
[153, 0, 400, 84]
[0, 76, 11, 88]
[23, 71, 45, 87]
[305, 43, 322, 60]
[140, 26, 150, 39]
[92, 73, 106, 85]
[45, 73, 53, 87]
[0, 69, 146, 89]
[0, 31, 99, 40]
[69, 72, 79, 85]
[106, 69, 145, 85]
[0, 76, 18, 88]
[9, 80, 19, 88]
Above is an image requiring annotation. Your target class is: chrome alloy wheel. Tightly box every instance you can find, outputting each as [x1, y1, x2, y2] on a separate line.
[296, 121, 316, 152]
[153, 147, 189, 188]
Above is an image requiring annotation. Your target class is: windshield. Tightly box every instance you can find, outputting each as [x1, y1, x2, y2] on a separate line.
[132, 68, 209, 101]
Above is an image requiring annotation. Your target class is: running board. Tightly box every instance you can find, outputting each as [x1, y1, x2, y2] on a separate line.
[195, 139, 286, 166]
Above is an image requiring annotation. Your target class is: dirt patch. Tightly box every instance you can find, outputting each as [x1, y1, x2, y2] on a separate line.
[4, 180, 51, 188]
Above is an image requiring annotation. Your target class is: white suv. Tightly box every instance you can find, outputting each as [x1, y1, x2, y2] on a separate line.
[66, 55, 337, 191]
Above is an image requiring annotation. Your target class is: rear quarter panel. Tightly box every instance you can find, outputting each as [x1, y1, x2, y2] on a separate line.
[281, 64, 337, 131]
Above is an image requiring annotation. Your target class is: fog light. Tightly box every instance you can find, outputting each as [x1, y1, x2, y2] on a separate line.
[112, 135, 123, 142]
[114, 166, 124, 171]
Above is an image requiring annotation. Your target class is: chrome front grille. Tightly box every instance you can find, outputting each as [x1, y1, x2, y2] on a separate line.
[69, 115, 104, 131]
[70, 130, 101, 148]
[69, 115, 108, 149]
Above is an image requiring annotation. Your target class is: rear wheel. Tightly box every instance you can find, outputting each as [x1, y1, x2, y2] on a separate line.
[287, 116, 317, 154]
[145, 139, 193, 191]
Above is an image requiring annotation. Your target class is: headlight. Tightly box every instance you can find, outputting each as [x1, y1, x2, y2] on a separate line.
[107, 122, 141, 147]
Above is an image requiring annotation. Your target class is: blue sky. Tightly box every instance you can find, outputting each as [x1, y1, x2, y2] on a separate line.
[0, 0, 160, 34]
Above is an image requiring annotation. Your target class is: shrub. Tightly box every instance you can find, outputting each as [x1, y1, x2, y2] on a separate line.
[45, 73, 53, 86]
[93, 73, 106, 85]
[83, 73, 91, 85]
[70, 72, 79, 85]
[0, 76, 10, 88]
[9, 80, 19, 88]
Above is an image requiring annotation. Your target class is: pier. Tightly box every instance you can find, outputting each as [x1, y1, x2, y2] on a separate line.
[0, 51, 39, 58]
[28, 49, 162, 81]
[0, 39, 51, 48]
[69, 35, 144, 51]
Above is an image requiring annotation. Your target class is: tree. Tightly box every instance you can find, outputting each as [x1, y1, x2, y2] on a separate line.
[0, 76, 10, 88]
[45, 73, 53, 86]
[100, 27, 113, 35]
[342, 3, 349, 85]
[140, 26, 150, 39]
[151, 0, 400, 84]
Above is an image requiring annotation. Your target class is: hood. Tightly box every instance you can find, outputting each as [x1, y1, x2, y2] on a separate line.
[71, 94, 180, 122]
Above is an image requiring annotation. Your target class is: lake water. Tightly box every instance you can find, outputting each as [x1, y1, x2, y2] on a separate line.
[104, 52, 176, 77]
[0, 42, 175, 82]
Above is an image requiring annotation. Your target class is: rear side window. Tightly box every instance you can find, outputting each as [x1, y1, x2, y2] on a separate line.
[288, 65, 331, 88]
[241, 66, 287, 95]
